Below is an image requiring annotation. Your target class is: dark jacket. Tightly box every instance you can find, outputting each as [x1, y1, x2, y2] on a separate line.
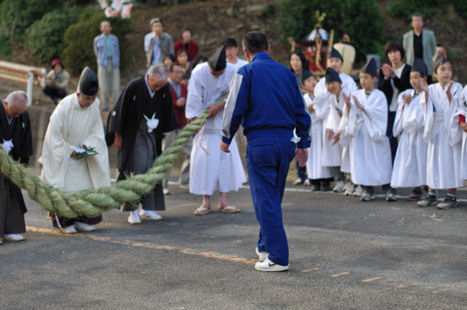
[377, 64, 412, 107]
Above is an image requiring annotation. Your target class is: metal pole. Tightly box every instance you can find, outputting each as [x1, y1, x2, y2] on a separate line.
[27, 70, 34, 106]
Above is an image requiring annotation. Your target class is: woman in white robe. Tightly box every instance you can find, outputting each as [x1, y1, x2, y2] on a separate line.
[186, 60, 246, 214]
[390, 89, 427, 189]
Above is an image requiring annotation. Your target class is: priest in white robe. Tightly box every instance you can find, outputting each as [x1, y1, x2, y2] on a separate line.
[186, 45, 246, 215]
[41, 67, 110, 233]
[345, 59, 392, 201]
[390, 60, 429, 198]
[417, 57, 464, 209]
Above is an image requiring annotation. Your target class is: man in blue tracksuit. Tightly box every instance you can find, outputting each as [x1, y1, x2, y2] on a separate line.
[221, 31, 310, 272]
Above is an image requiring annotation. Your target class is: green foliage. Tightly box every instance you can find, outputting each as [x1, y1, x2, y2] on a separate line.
[24, 8, 80, 62]
[389, 0, 466, 19]
[278, 0, 383, 60]
[61, 10, 134, 75]
[0, 0, 63, 41]
[389, 0, 442, 19]
[0, 36, 11, 56]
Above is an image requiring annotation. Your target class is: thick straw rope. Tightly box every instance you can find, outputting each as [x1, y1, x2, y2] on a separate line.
[0, 108, 210, 218]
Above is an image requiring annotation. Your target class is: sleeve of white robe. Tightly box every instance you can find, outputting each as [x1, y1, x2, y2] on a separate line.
[361, 91, 388, 142]
[185, 71, 205, 119]
[312, 93, 330, 121]
[40, 103, 75, 190]
[393, 91, 408, 137]
[447, 83, 464, 146]
[82, 103, 111, 188]
[421, 85, 435, 142]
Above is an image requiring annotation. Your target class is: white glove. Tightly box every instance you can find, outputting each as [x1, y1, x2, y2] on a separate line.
[2, 139, 14, 154]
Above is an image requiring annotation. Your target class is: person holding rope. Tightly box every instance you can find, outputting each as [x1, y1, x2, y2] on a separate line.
[41, 67, 111, 234]
[0, 91, 32, 244]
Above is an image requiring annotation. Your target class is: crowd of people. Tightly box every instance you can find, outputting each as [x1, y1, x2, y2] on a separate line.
[0, 15, 465, 272]
[291, 14, 467, 211]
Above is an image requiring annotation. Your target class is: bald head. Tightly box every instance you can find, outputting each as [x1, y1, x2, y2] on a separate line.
[4, 91, 27, 118]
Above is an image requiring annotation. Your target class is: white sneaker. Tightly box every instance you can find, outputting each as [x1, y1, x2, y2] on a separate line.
[332, 181, 345, 193]
[343, 182, 354, 196]
[254, 257, 289, 272]
[74, 221, 96, 232]
[3, 234, 25, 241]
[62, 225, 77, 234]
[353, 185, 364, 197]
[139, 209, 162, 220]
[255, 247, 269, 262]
[128, 210, 141, 224]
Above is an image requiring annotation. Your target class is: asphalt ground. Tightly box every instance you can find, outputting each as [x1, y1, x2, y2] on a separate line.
[1, 182, 466, 309]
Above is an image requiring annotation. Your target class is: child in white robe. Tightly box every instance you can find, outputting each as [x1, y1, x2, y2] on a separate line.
[390, 59, 428, 200]
[294, 71, 317, 186]
[314, 47, 358, 97]
[304, 72, 333, 191]
[417, 57, 464, 209]
[345, 58, 392, 201]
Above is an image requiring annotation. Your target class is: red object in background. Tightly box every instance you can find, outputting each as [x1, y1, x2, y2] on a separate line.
[459, 115, 466, 124]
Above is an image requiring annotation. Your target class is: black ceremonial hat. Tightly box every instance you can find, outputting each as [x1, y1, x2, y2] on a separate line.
[78, 67, 98, 96]
[329, 47, 343, 62]
[325, 67, 342, 84]
[411, 58, 428, 77]
[301, 70, 315, 84]
[208, 45, 227, 71]
[361, 58, 377, 77]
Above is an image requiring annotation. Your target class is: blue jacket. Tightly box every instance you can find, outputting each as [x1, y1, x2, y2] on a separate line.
[93, 34, 120, 67]
[222, 52, 310, 148]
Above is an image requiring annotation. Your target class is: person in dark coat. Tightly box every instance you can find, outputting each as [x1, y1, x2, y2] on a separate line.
[378, 40, 412, 163]
[107, 64, 177, 224]
[0, 91, 32, 244]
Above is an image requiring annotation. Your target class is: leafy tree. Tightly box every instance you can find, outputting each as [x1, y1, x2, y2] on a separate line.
[61, 10, 134, 75]
[24, 7, 80, 62]
[278, 0, 383, 61]
[0, 0, 63, 41]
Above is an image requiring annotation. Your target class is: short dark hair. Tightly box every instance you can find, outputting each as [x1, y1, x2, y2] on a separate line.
[242, 31, 268, 54]
[384, 40, 405, 59]
[169, 62, 182, 72]
[412, 13, 423, 19]
[224, 38, 237, 48]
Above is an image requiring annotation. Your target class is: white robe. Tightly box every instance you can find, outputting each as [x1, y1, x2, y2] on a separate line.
[304, 94, 332, 179]
[346, 89, 392, 186]
[314, 72, 358, 97]
[460, 86, 467, 179]
[186, 63, 246, 195]
[41, 94, 110, 192]
[390, 89, 427, 188]
[421, 82, 464, 189]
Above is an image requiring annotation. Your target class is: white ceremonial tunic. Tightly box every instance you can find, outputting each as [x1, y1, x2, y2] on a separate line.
[346, 89, 392, 186]
[390, 89, 427, 188]
[304, 94, 333, 179]
[314, 72, 358, 97]
[186, 63, 246, 195]
[41, 94, 111, 192]
[422, 82, 464, 189]
[460, 86, 467, 180]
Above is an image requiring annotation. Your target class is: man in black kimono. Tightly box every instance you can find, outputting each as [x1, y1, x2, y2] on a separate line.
[107, 64, 177, 224]
[0, 91, 32, 244]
